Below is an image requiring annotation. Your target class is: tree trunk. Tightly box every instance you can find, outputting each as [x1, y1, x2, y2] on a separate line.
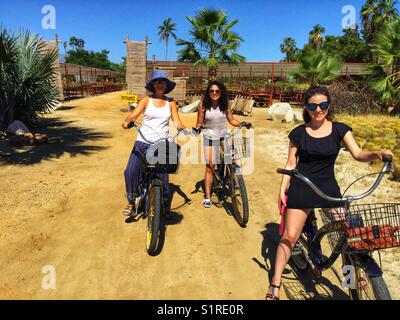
[165, 37, 168, 61]
[209, 68, 217, 81]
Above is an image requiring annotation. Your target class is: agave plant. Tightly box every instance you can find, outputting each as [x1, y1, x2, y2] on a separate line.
[289, 49, 343, 86]
[0, 28, 59, 131]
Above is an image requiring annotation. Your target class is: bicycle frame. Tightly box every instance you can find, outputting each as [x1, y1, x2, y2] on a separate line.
[278, 155, 394, 274]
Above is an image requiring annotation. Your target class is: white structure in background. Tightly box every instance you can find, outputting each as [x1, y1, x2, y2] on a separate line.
[180, 99, 200, 113]
[267, 103, 294, 123]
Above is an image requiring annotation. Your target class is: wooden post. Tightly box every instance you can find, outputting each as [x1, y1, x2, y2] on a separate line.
[79, 65, 83, 97]
[270, 63, 275, 106]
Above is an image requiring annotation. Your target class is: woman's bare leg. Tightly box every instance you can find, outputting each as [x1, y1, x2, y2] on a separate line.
[204, 146, 216, 200]
[267, 208, 310, 299]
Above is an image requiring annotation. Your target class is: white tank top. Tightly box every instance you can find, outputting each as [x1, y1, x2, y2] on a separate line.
[136, 98, 171, 144]
[203, 105, 228, 140]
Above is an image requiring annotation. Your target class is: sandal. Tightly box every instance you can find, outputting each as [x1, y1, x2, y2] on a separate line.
[265, 283, 281, 300]
[122, 203, 135, 217]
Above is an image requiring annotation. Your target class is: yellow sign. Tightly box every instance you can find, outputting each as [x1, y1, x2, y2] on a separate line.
[121, 94, 138, 103]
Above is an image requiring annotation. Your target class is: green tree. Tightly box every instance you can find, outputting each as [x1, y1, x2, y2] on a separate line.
[280, 37, 298, 62]
[309, 24, 326, 50]
[0, 29, 59, 130]
[367, 18, 400, 114]
[69, 36, 85, 50]
[176, 8, 245, 80]
[290, 49, 343, 86]
[361, 0, 399, 47]
[158, 18, 177, 60]
[323, 26, 369, 62]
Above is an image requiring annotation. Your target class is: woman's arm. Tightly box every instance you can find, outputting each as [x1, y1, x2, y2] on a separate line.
[278, 141, 298, 207]
[226, 103, 242, 127]
[122, 96, 148, 129]
[170, 100, 185, 130]
[195, 97, 205, 129]
[342, 131, 394, 162]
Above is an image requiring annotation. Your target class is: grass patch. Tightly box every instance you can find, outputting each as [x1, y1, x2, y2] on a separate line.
[337, 114, 400, 181]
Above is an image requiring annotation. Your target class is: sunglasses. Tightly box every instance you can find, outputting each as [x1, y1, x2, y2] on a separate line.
[306, 101, 330, 111]
[209, 89, 220, 94]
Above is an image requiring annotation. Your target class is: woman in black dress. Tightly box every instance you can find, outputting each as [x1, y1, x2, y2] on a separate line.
[266, 86, 393, 300]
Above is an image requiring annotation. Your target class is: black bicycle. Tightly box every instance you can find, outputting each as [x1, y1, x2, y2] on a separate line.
[278, 155, 400, 300]
[128, 122, 187, 255]
[211, 124, 252, 227]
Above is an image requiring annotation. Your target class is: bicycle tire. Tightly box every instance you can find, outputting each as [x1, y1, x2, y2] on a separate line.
[146, 181, 162, 255]
[350, 264, 391, 300]
[229, 165, 249, 227]
[291, 235, 309, 271]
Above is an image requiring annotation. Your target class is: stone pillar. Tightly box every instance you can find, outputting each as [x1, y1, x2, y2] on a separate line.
[41, 39, 64, 101]
[125, 40, 147, 99]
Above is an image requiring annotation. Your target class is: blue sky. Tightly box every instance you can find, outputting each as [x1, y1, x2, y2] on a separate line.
[1, 0, 398, 64]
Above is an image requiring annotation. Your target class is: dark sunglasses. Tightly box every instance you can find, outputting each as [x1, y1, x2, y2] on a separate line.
[209, 89, 220, 94]
[306, 101, 330, 111]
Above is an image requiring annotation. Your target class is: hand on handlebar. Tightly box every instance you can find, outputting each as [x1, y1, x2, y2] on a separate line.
[122, 121, 135, 129]
[240, 121, 253, 129]
[192, 126, 202, 136]
[377, 150, 394, 162]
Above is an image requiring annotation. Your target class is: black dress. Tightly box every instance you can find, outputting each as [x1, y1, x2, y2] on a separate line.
[286, 122, 352, 209]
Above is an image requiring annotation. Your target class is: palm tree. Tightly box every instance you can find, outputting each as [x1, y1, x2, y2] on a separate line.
[176, 8, 245, 80]
[309, 24, 326, 50]
[290, 49, 343, 86]
[0, 29, 59, 130]
[280, 37, 298, 62]
[367, 18, 400, 114]
[361, 0, 399, 46]
[158, 18, 177, 61]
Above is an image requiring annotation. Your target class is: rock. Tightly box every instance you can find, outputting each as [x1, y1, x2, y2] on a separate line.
[268, 103, 294, 123]
[294, 111, 303, 123]
[6, 120, 30, 136]
[180, 99, 200, 113]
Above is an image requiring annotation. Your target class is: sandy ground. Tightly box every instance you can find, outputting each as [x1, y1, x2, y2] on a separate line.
[0, 91, 398, 300]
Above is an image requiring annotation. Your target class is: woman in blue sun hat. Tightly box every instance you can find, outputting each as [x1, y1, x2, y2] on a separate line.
[121, 70, 186, 216]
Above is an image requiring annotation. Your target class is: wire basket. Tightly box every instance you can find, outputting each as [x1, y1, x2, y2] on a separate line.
[139, 140, 181, 174]
[319, 203, 400, 253]
[231, 136, 251, 160]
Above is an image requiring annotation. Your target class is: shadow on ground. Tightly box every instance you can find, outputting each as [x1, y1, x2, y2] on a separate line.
[0, 117, 111, 165]
[253, 222, 349, 300]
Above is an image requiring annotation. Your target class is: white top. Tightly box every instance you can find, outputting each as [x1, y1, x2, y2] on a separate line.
[136, 98, 171, 144]
[203, 105, 228, 140]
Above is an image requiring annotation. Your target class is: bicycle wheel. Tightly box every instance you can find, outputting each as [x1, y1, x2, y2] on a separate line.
[350, 262, 391, 300]
[291, 236, 309, 271]
[146, 180, 162, 255]
[228, 165, 249, 227]
[290, 235, 322, 278]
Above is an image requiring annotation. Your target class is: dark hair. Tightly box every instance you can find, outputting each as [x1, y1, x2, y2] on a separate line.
[302, 86, 334, 123]
[203, 80, 229, 113]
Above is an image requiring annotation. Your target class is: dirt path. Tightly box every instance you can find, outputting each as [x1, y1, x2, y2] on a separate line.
[0, 91, 351, 299]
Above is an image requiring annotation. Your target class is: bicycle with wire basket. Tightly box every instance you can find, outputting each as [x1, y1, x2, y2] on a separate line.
[277, 155, 400, 300]
[128, 121, 186, 255]
[211, 124, 252, 227]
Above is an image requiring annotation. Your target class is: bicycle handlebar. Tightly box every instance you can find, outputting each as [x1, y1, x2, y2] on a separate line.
[128, 121, 191, 144]
[277, 157, 393, 204]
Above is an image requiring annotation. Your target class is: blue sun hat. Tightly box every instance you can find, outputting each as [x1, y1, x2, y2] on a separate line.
[145, 70, 176, 94]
